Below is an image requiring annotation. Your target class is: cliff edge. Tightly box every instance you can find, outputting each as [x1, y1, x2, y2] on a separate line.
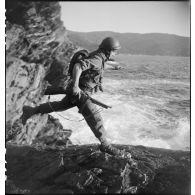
[6, 143, 190, 194]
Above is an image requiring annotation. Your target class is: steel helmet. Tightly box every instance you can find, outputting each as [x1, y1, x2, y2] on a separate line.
[99, 37, 121, 51]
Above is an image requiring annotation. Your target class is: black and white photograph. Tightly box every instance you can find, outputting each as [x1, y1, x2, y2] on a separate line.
[5, 1, 191, 194]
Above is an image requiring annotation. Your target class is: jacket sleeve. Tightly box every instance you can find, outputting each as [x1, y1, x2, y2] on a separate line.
[79, 55, 102, 71]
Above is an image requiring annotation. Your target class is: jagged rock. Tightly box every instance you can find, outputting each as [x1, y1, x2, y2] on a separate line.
[6, 56, 46, 126]
[6, 1, 75, 144]
[31, 115, 73, 148]
[6, 144, 190, 194]
[7, 114, 73, 148]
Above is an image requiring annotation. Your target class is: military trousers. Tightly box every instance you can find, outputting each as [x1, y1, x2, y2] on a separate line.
[36, 93, 107, 140]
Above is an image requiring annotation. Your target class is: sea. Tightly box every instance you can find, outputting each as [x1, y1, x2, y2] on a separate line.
[50, 54, 190, 151]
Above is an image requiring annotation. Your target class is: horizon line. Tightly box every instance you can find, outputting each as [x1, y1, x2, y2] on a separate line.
[67, 29, 190, 38]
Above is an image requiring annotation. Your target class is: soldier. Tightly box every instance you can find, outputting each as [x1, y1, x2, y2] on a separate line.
[22, 37, 131, 158]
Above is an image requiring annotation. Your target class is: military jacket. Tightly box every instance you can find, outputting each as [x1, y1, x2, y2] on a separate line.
[78, 49, 107, 92]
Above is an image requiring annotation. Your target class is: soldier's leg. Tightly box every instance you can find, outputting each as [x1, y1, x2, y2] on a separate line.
[77, 95, 125, 156]
[77, 95, 106, 139]
[35, 95, 75, 114]
[22, 95, 75, 124]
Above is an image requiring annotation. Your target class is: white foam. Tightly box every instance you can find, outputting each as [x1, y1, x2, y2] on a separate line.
[167, 117, 190, 150]
[48, 78, 190, 150]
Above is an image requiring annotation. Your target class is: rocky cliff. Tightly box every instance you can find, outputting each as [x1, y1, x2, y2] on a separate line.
[6, 1, 75, 144]
[5, 1, 190, 194]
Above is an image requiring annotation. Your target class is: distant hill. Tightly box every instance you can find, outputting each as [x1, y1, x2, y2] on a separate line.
[67, 30, 190, 57]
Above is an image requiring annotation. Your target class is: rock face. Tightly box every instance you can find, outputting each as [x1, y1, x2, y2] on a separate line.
[6, 143, 190, 194]
[5, 1, 190, 194]
[6, 1, 75, 144]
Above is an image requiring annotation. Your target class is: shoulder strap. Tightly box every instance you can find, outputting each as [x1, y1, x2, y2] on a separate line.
[68, 49, 89, 76]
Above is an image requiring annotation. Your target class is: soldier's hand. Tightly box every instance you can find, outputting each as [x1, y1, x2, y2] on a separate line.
[99, 85, 104, 92]
[72, 85, 81, 99]
[94, 86, 99, 93]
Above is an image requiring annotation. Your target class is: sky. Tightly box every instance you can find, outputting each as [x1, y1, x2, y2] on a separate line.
[60, 1, 190, 37]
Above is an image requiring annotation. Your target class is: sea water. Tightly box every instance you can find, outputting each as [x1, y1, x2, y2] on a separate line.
[50, 54, 190, 151]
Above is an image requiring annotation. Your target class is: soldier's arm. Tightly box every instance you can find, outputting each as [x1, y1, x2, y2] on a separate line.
[72, 63, 82, 97]
[104, 60, 120, 69]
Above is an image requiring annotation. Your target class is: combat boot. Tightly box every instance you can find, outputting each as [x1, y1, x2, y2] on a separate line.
[99, 139, 137, 167]
[99, 142, 126, 156]
[21, 106, 38, 125]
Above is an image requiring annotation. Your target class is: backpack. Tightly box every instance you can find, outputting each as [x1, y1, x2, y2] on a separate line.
[68, 49, 89, 77]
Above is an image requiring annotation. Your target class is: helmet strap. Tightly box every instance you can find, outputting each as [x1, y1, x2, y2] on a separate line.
[104, 50, 111, 60]
[99, 48, 110, 60]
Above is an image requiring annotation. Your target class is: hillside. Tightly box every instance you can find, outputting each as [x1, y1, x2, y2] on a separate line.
[67, 30, 190, 57]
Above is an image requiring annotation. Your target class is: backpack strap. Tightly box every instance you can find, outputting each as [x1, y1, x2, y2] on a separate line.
[68, 49, 89, 77]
